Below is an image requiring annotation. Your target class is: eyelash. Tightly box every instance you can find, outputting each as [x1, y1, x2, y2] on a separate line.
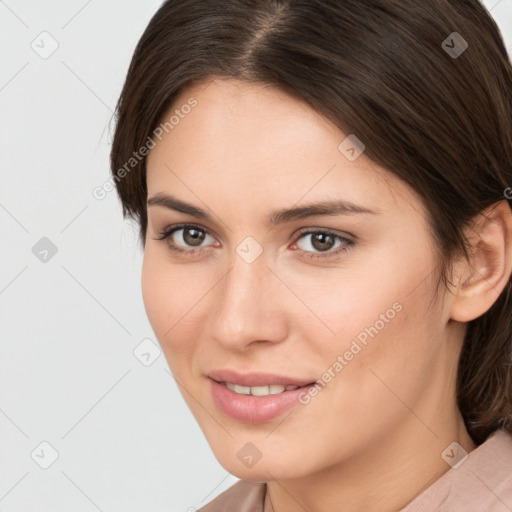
[153, 223, 355, 260]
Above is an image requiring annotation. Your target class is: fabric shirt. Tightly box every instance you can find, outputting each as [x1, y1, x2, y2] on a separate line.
[198, 428, 512, 511]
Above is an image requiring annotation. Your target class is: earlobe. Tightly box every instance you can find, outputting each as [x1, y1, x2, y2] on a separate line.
[449, 200, 512, 323]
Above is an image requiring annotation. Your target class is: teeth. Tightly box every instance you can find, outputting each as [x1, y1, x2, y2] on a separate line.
[224, 382, 298, 396]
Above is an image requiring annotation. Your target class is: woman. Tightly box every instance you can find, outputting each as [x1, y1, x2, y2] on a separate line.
[110, 1, 512, 510]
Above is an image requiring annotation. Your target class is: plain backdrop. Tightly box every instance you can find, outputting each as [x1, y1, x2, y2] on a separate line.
[1, 1, 511, 511]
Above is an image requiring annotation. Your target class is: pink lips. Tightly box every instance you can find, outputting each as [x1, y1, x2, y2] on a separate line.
[208, 369, 316, 424]
[208, 369, 316, 387]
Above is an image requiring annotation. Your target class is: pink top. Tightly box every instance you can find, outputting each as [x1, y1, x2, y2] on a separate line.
[199, 428, 512, 511]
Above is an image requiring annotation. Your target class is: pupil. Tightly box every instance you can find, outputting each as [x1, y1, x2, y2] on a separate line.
[184, 228, 205, 246]
[312, 233, 333, 251]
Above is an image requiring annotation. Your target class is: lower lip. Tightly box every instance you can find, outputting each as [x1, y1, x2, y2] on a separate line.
[209, 379, 314, 424]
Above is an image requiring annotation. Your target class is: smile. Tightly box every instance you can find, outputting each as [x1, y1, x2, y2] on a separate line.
[223, 382, 300, 396]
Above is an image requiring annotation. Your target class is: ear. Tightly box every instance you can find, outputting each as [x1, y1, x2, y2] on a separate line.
[449, 200, 512, 323]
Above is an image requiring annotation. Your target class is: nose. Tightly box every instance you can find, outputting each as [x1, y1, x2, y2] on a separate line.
[206, 252, 289, 351]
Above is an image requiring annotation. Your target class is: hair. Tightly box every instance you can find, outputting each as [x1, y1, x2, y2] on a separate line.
[110, 0, 512, 445]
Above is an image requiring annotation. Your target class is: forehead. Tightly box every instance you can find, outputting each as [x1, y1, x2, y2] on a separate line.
[146, 77, 422, 220]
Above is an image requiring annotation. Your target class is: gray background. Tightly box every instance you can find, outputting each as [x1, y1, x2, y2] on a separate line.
[1, 1, 511, 510]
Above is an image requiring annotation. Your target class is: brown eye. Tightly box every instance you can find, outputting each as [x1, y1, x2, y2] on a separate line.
[293, 229, 355, 259]
[154, 224, 216, 252]
[183, 227, 206, 246]
[310, 233, 335, 252]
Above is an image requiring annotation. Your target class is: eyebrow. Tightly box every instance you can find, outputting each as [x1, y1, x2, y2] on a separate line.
[147, 193, 379, 225]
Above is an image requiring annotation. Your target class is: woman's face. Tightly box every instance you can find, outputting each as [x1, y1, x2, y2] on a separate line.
[142, 77, 462, 480]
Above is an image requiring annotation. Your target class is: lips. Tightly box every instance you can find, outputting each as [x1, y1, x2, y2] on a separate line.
[209, 380, 316, 424]
[207, 369, 317, 424]
[207, 368, 315, 388]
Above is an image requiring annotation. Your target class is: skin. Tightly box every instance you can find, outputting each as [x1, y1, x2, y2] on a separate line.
[142, 77, 512, 512]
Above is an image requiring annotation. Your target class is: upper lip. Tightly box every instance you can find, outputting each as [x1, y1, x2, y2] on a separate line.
[207, 369, 316, 387]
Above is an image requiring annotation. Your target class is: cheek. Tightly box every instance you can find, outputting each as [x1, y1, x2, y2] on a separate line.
[141, 252, 195, 357]
[141, 249, 218, 374]
[317, 273, 441, 429]
[299, 245, 441, 391]
[141, 253, 171, 337]
[287, 244, 432, 347]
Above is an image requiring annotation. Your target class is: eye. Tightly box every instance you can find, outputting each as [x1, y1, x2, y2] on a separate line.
[153, 223, 218, 254]
[153, 224, 354, 260]
[292, 229, 354, 259]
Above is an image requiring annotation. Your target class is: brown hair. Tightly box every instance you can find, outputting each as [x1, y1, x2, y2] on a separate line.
[110, 0, 512, 445]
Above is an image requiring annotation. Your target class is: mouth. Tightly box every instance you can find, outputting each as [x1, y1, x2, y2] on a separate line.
[207, 368, 316, 388]
[207, 369, 317, 424]
[222, 382, 303, 396]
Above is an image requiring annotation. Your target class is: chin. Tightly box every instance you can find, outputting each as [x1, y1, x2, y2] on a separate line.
[212, 448, 313, 482]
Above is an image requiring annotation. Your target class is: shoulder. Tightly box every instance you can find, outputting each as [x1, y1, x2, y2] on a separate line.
[400, 428, 512, 511]
[198, 480, 266, 512]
